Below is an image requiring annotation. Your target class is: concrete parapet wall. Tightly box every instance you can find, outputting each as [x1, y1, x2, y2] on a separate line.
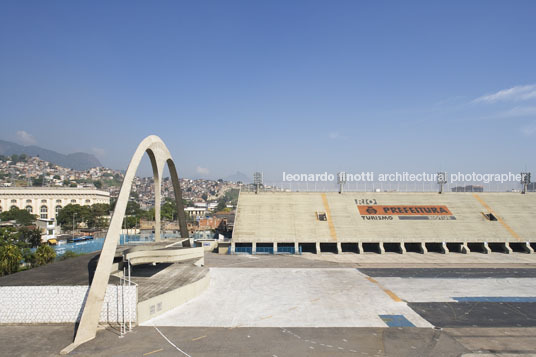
[0, 285, 136, 324]
[126, 247, 205, 266]
[138, 270, 210, 324]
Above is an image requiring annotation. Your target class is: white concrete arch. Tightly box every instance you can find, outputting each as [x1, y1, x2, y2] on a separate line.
[65, 135, 188, 351]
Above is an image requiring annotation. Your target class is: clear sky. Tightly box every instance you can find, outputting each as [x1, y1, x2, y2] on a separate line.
[0, 1, 535, 181]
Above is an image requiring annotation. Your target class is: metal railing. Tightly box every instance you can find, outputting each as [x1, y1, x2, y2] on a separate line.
[255, 247, 274, 254]
[277, 246, 297, 254]
[234, 246, 252, 254]
[240, 181, 534, 193]
[118, 260, 137, 338]
[231, 245, 302, 255]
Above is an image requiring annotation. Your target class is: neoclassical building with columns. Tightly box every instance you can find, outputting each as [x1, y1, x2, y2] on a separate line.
[0, 187, 110, 221]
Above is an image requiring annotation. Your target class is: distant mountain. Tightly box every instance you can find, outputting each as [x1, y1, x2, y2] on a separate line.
[0, 140, 102, 170]
[224, 171, 251, 183]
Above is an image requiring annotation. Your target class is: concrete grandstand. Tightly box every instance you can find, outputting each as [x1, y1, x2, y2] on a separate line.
[232, 191, 536, 254]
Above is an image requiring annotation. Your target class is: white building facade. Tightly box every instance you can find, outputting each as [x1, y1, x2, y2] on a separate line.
[184, 207, 207, 219]
[0, 188, 110, 221]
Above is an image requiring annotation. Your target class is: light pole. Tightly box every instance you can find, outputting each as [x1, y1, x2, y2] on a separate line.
[72, 212, 77, 240]
[437, 172, 447, 194]
[521, 172, 531, 194]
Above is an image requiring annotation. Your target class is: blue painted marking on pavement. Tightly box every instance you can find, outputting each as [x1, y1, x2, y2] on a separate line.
[379, 314, 415, 327]
[453, 297, 536, 302]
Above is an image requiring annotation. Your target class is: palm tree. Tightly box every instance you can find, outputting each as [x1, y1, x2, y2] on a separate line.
[0, 244, 23, 276]
[35, 245, 56, 266]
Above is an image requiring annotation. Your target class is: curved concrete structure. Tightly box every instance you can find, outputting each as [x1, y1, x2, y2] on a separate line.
[63, 136, 189, 353]
[137, 268, 210, 324]
[125, 246, 205, 266]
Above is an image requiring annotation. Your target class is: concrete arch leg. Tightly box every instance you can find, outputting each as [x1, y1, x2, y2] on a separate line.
[504, 243, 513, 254]
[400, 242, 406, 254]
[62, 135, 189, 354]
[483, 242, 491, 254]
[462, 242, 471, 254]
[441, 242, 449, 254]
[525, 242, 534, 254]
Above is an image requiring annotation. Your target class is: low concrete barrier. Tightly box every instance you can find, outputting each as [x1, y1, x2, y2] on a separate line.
[138, 270, 210, 324]
[125, 247, 204, 266]
[0, 285, 136, 324]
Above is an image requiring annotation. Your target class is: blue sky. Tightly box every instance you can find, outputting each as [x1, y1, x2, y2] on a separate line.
[0, 0, 535, 181]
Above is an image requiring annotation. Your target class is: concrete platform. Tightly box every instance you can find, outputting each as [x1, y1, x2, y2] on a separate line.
[129, 262, 208, 302]
[130, 262, 210, 324]
[143, 268, 432, 328]
[359, 268, 536, 278]
[298, 251, 536, 267]
[374, 277, 536, 302]
[3, 254, 536, 356]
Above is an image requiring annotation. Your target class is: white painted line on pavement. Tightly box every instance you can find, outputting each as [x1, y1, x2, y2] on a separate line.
[153, 325, 192, 357]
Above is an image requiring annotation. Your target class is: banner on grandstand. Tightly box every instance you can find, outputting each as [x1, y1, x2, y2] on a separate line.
[357, 205, 456, 220]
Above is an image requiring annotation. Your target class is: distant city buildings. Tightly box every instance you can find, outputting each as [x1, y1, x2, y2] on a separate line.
[0, 154, 240, 244]
[184, 206, 207, 219]
[0, 187, 110, 220]
[0, 155, 242, 210]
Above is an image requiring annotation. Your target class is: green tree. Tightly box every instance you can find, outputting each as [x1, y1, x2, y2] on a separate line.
[143, 207, 155, 221]
[126, 201, 141, 216]
[215, 199, 226, 212]
[122, 216, 137, 229]
[223, 188, 239, 205]
[0, 244, 22, 276]
[35, 245, 56, 266]
[57, 250, 81, 261]
[56, 204, 90, 230]
[183, 199, 193, 207]
[31, 174, 45, 187]
[22, 248, 37, 268]
[0, 207, 37, 226]
[93, 180, 103, 189]
[18, 227, 42, 248]
[92, 203, 111, 216]
[86, 203, 110, 229]
[161, 199, 177, 221]
[0, 227, 18, 244]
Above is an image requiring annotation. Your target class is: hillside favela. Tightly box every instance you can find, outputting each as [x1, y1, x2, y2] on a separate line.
[0, 1, 535, 357]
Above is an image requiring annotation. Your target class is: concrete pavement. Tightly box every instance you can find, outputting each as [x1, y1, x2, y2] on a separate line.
[142, 268, 432, 328]
[3, 253, 536, 356]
